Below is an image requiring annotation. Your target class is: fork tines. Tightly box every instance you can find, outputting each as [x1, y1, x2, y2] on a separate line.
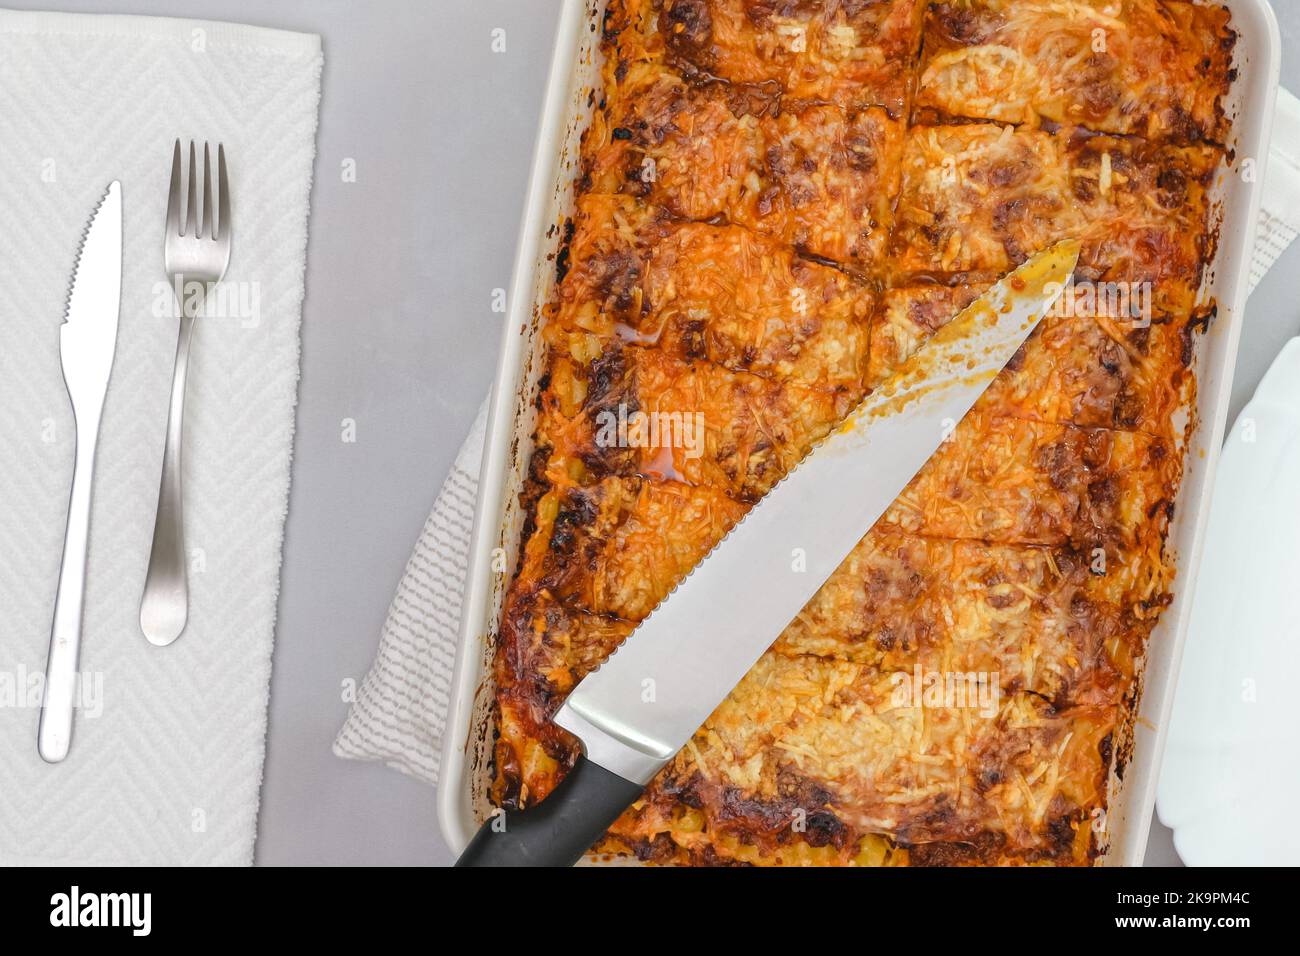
[167, 139, 229, 241]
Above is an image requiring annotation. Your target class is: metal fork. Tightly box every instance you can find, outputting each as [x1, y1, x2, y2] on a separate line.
[140, 140, 231, 646]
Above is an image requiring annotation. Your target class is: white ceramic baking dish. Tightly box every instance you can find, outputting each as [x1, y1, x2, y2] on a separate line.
[439, 0, 1281, 865]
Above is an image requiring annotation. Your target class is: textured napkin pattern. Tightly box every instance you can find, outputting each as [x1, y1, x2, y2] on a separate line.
[0, 10, 321, 864]
[337, 90, 1300, 790]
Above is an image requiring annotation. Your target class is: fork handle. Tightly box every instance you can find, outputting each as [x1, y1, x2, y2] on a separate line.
[140, 311, 196, 646]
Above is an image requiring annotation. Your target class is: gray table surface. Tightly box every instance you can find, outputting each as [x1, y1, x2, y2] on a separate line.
[18, 0, 1296, 866]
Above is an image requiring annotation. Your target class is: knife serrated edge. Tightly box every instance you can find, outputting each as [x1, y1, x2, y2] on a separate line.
[63, 181, 121, 324]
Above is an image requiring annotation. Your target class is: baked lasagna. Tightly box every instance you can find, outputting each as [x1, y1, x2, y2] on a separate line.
[491, 0, 1234, 866]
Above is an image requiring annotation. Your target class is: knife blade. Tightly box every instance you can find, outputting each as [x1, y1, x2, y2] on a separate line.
[38, 182, 123, 763]
[456, 239, 1080, 866]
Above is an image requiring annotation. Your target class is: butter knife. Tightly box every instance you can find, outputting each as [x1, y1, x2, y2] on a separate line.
[38, 182, 123, 763]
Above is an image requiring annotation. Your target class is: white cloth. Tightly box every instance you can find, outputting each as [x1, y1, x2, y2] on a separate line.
[335, 88, 1300, 789]
[0, 10, 322, 864]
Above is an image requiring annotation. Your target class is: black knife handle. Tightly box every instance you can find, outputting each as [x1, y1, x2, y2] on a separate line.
[454, 754, 645, 867]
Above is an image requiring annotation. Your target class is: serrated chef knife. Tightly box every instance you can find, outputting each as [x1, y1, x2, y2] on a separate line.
[38, 182, 123, 763]
[456, 239, 1081, 866]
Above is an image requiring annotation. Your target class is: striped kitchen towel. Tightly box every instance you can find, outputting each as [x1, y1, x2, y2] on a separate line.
[333, 402, 486, 783]
[334, 87, 1300, 788]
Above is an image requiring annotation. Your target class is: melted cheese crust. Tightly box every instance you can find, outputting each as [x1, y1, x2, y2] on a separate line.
[536, 345, 856, 499]
[891, 123, 1218, 318]
[491, 0, 1233, 866]
[916, 0, 1235, 141]
[612, 0, 928, 116]
[880, 411, 1179, 554]
[620, 652, 1114, 863]
[586, 60, 906, 267]
[873, 285, 1196, 434]
[552, 194, 877, 391]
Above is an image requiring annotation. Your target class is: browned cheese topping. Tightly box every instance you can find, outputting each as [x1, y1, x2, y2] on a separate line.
[492, 0, 1234, 866]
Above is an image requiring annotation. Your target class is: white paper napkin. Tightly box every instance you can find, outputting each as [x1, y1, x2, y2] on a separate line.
[0, 10, 322, 864]
[1157, 337, 1300, 864]
[335, 88, 1300, 790]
